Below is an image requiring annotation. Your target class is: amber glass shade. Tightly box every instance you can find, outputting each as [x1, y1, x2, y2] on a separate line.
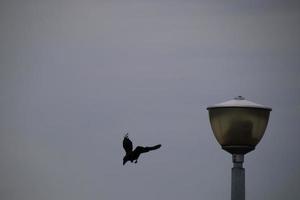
[208, 107, 271, 147]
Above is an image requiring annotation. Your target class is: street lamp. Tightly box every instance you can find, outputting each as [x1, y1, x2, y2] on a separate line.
[207, 96, 272, 200]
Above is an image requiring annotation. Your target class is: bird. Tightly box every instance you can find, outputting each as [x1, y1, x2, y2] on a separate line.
[122, 133, 161, 165]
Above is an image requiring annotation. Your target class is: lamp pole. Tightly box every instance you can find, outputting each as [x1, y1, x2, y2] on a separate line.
[207, 96, 272, 200]
[231, 154, 245, 200]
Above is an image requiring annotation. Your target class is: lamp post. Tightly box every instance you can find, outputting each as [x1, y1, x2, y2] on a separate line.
[207, 96, 272, 200]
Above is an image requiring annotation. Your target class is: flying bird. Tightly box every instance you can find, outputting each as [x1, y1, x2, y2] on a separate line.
[122, 133, 161, 165]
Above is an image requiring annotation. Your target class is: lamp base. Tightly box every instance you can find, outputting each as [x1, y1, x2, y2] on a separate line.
[222, 145, 255, 155]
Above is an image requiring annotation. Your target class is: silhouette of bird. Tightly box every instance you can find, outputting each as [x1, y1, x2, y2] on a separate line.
[122, 133, 161, 165]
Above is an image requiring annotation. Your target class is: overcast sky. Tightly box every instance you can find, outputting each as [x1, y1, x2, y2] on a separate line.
[1, 0, 300, 200]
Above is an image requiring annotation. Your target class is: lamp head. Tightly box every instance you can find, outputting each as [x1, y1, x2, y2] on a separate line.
[207, 96, 272, 155]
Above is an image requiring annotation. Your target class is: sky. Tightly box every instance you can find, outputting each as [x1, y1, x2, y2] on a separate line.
[0, 0, 300, 200]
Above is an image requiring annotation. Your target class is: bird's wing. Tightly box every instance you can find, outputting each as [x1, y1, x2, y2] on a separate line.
[134, 144, 161, 154]
[123, 133, 133, 153]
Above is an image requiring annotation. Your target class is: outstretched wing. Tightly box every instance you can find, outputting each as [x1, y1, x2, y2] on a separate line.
[134, 144, 161, 154]
[123, 133, 133, 153]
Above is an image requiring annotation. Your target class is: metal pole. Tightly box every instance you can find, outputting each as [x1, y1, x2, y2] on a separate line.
[231, 154, 245, 200]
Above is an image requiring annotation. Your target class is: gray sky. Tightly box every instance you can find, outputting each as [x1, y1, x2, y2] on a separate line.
[1, 0, 300, 200]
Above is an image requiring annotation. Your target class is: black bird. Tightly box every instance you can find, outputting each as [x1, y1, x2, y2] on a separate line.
[122, 133, 161, 165]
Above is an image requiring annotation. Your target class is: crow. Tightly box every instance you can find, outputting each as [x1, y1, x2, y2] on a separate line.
[122, 133, 161, 165]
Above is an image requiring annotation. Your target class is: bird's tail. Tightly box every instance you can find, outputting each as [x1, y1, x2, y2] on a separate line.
[146, 144, 161, 151]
